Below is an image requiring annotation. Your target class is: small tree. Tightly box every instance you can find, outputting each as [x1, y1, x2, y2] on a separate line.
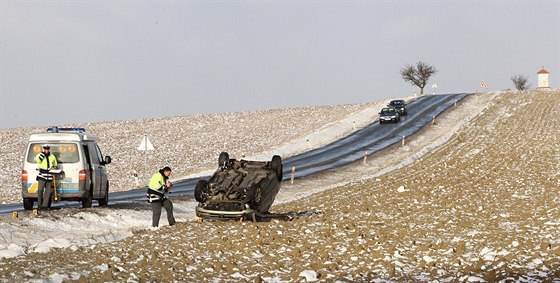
[511, 74, 530, 90]
[400, 61, 438, 95]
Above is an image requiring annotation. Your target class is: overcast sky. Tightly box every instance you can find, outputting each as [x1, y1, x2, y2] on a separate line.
[1, 1, 558, 129]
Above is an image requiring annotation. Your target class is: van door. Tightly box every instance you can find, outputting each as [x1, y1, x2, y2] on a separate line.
[86, 142, 103, 198]
[94, 144, 108, 197]
[81, 144, 93, 196]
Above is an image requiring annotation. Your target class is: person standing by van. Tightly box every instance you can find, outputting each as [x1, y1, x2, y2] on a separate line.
[147, 166, 176, 227]
[35, 144, 58, 209]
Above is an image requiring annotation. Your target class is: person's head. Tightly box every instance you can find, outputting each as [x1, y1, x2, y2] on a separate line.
[42, 144, 51, 153]
[162, 166, 172, 177]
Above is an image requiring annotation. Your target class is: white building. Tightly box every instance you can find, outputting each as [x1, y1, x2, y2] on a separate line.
[537, 67, 550, 89]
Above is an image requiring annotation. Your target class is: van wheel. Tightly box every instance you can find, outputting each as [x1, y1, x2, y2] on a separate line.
[82, 191, 93, 208]
[23, 198, 34, 210]
[271, 155, 283, 182]
[98, 183, 109, 207]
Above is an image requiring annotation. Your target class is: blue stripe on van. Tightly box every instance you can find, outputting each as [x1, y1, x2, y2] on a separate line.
[58, 188, 79, 193]
[27, 183, 80, 193]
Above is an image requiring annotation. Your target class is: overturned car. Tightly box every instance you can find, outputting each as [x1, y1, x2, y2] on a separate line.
[195, 152, 283, 221]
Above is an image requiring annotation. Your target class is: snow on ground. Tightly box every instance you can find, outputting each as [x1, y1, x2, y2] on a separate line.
[0, 97, 390, 259]
[0, 200, 198, 259]
[1, 90, 560, 282]
[0, 100, 389, 205]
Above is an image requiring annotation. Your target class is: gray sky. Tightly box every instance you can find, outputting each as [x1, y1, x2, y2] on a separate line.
[1, 1, 559, 129]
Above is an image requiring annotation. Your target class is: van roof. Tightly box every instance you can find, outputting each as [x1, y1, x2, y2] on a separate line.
[28, 132, 99, 142]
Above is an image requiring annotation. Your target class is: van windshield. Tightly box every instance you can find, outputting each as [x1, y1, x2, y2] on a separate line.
[27, 143, 80, 164]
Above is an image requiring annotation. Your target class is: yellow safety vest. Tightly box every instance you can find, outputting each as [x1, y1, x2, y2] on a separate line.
[35, 152, 57, 180]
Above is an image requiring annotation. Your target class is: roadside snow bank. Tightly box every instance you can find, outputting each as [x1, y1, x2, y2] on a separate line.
[0, 201, 199, 259]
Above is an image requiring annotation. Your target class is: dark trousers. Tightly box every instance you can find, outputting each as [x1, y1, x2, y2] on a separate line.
[37, 179, 53, 209]
[151, 198, 176, 227]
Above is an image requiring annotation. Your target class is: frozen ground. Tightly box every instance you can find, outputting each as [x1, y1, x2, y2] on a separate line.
[0, 101, 386, 205]
[1, 90, 560, 282]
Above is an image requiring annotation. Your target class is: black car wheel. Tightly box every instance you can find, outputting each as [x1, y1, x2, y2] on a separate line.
[218, 152, 229, 167]
[271, 155, 283, 181]
[23, 198, 34, 210]
[82, 189, 93, 208]
[194, 180, 208, 202]
[98, 183, 109, 207]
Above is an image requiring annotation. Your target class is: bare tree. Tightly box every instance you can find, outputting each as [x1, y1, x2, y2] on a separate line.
[511, 74, 530, 90]
[400, 61, 438, 95]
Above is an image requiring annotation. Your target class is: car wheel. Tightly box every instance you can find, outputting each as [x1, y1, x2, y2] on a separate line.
[194, 180, 208, 202]
[23, 198, 34, 210]
[218, 152, 229, 167]
[98, 182, 109, 207]
[82, 190, 93, 208]
[271, 155, 283, 181]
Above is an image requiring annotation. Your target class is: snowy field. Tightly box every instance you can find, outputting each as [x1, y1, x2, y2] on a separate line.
[0, 100, 386, 205]
[1, 90, 560, 282]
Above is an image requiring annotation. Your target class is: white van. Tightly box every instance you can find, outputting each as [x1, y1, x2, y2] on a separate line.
[21, 127, 111, 209]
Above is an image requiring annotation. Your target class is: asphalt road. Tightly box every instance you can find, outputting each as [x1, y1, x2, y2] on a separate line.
[0, 93, 470, 214]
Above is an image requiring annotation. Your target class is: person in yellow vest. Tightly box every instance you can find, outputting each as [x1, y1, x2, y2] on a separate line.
[35, 144, 58, 209]
[147, 166, 176, 227]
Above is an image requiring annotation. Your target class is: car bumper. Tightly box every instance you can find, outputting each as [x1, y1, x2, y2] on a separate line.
[380, 118, 398, 123]
[195, 202, 255, 219]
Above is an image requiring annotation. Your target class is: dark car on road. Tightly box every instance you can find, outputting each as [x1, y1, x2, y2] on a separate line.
[194, 152, 283, 221]
[388, 99, 407, 116]
[379, 107, 401, 124]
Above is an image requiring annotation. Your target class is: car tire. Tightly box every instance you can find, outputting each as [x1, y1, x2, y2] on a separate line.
[271, 155, 283, 181]
[98, 182, 109, 207]
[218, 152, 229, 167]
[23, 198, 33, 210]
[194, 180, 208, 202]
[82, 190, 93, 208]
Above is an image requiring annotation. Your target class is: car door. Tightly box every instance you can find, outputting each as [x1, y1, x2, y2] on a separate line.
[94, 144, 108, 197]
[86, 142, 103, 198]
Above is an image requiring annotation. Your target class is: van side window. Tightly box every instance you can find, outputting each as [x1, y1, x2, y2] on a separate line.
[95, 145, 104, 164]
[87, 142, 101, 165]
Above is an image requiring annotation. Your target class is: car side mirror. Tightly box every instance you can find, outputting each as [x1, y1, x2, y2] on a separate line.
[104, 156, 112, 165]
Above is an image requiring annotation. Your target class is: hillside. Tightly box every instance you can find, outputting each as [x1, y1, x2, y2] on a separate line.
[1, 90, 560, 282]
[0, 102, 380, 205]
